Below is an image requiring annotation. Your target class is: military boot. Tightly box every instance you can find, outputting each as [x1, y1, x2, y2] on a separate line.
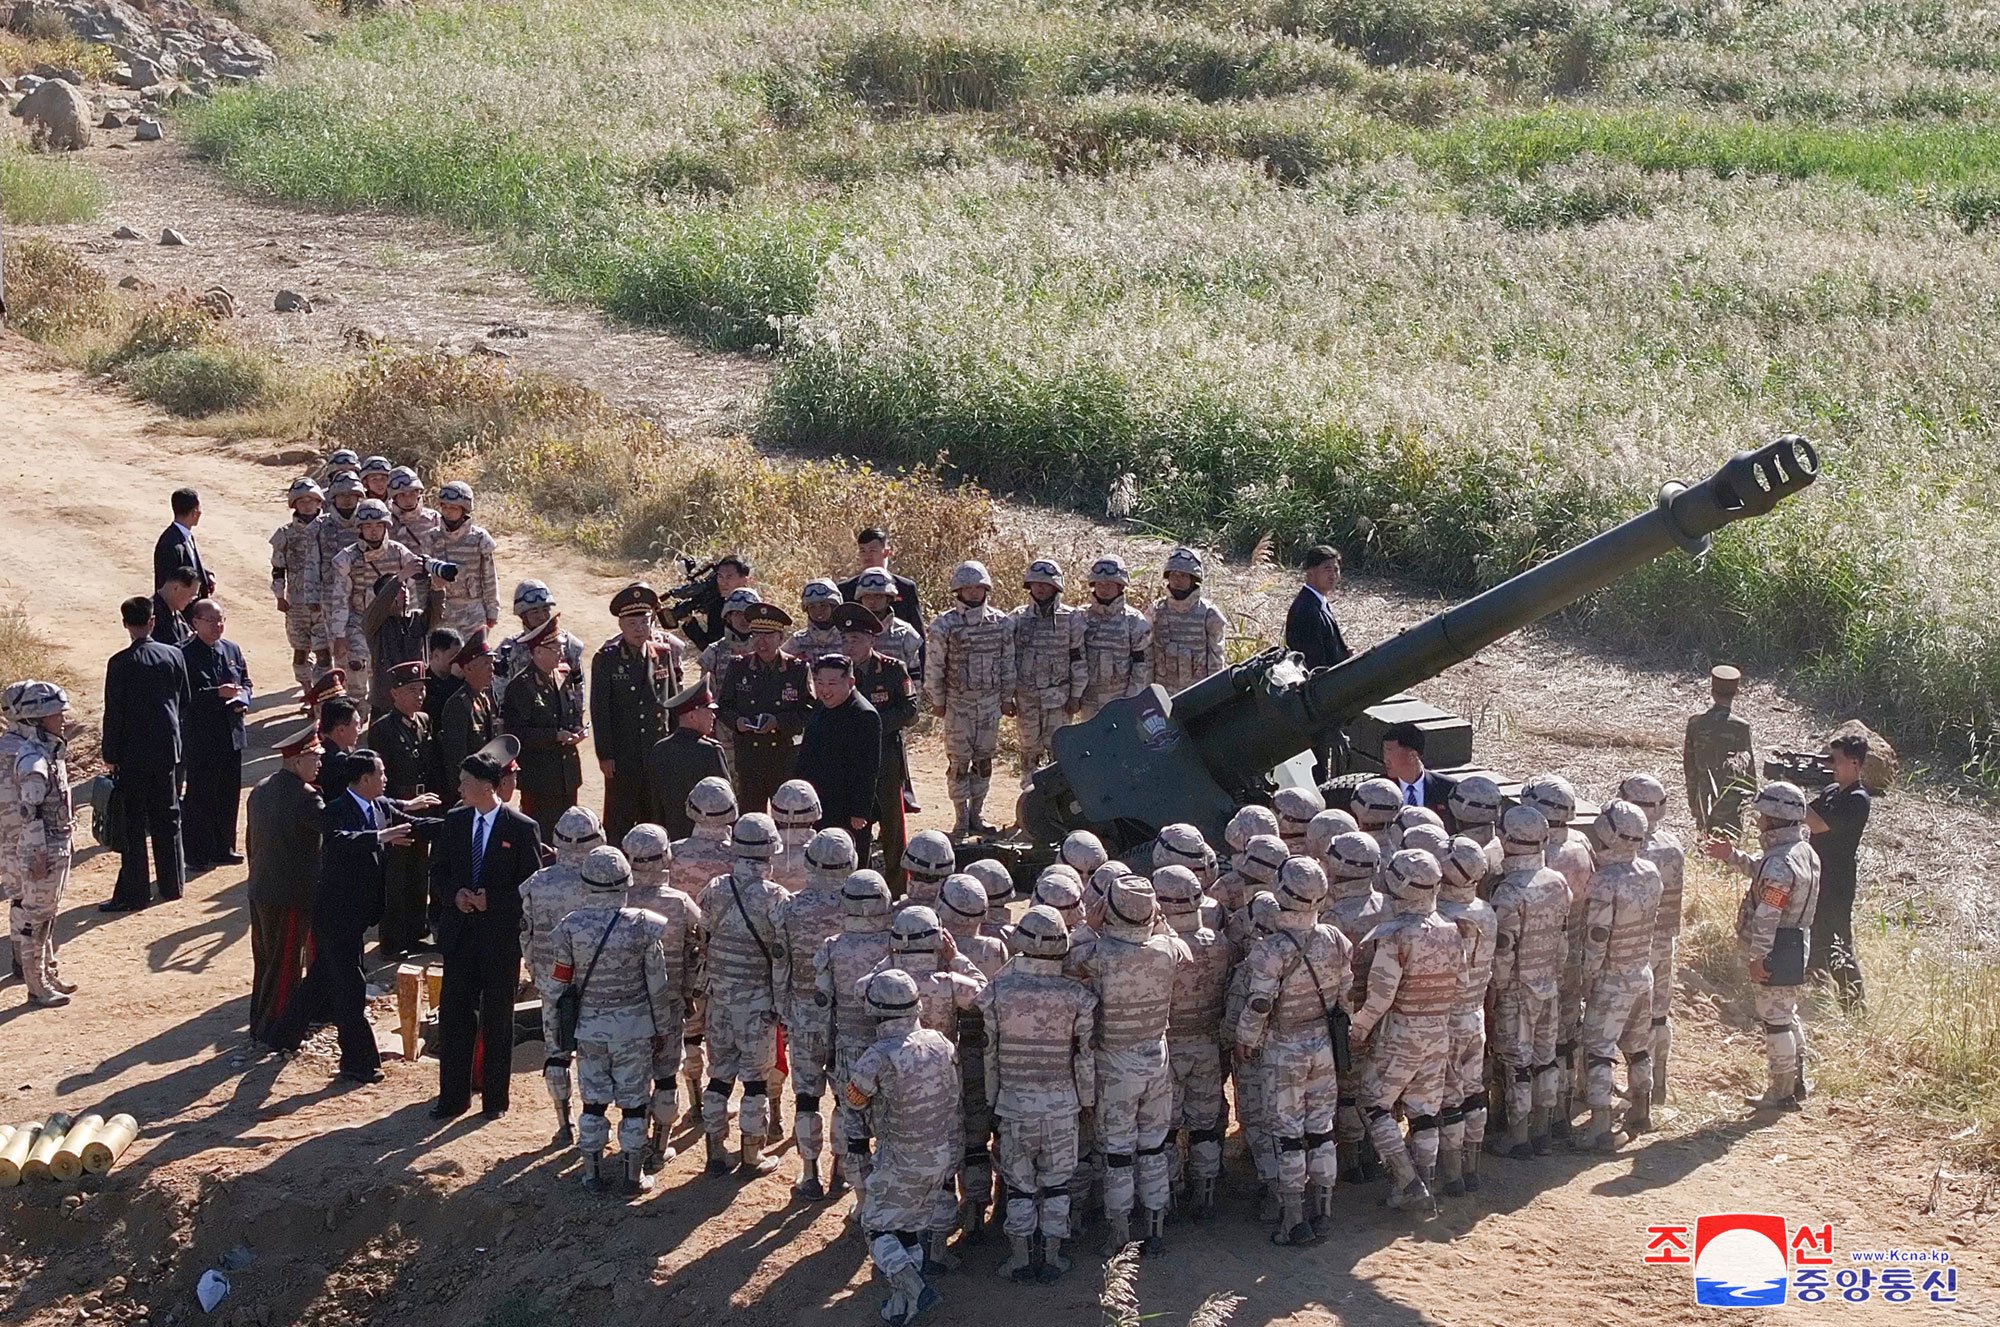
[705, 1131, 734, 1176]
[1438, 1142, 1465, 1197]
[1586, 1106, 1618, 1152]
[1503, 1111, 1534, 1160]
[580, 1152, 605, 1193]
[1191, 1175, 1217, 1222]
[1035, 1236, 1071, 1284]
[625, 1147, 654, 1195]
[1310, 1181, 1338, 1241]
[680, 1064, 705, 1125]
[925, 1229, 961, 1273]
[1099, 1212, 1132, 1258]
[740, 1134, 780, 1176]
[795, 1157, 827, 1201]
[1624, 1085, 1653, 1137]
[1269, 1194, 1310, 1246]
[551, 1099, 574, 1149]
[1745, 1071, 1800, 1112]
[1652, 1032, 1671, 1106]
[1461, 1142, 1483, 1193]
[1529, 1105, 1552, 1156]
[998, 1234, 1035, 1282]
[1256, 1182, 1281, 1223]
[1140, 1206, 1166, 1257]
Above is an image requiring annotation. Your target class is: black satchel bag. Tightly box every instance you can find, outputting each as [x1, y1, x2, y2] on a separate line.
[553, 915, 620, 1054]
[1766, 926, 1807, 987]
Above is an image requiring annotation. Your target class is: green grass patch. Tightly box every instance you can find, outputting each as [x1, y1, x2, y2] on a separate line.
[125, 346, 275, 417]
[0, 148, 109, 225]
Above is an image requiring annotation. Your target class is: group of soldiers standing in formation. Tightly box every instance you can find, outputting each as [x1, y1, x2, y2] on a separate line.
[504, 757, 1821, 1324]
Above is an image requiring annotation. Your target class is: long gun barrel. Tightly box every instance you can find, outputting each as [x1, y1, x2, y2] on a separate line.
[1027, 435, 1819, 851]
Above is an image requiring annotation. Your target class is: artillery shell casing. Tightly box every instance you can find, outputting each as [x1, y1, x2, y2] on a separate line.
[52, 1114, 103, 1183]
[0, 1122, 40, 1187]
[81, 1114, 139, 1175]
[22, 1112, 74, 1182]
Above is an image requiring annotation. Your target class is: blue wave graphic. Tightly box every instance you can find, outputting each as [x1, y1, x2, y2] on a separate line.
[1695, 1277, 1788, 1307]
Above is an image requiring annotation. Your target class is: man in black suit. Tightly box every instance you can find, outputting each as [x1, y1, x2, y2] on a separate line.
[1381, 720, 1459, 828]
[151, 568, 201, 647]
[793, 652, 883, 861]
[1285, 545, 1354, 782]
[428, 746, 543, 1119]
[180, 599, 253, 870]
[154, 487, 215, 599]
[270, 750, 438, 1082]
[677, 554, 754, 650]
[837, 526, 925, 638]
[102, 596, 192, 912]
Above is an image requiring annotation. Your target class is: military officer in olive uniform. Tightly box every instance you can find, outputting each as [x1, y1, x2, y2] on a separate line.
[438, 632, 499, 792]
[503, 615, 588, 839]
[1684, 665, 1756, 833]
[367, 661, 442, 955]
[646, 681, 729, 840]
[716, 603, 812, 815]
[837, 603, 918, 882]
[591, 582, 683, 843]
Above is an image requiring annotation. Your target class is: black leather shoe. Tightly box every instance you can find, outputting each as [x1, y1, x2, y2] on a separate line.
[339, 1068, 386, 1085]
[216, 852, 245, 866]
[98, 899, 146, 914]
[429, 1101, 469, 1121]
[480, 1105, 508, 1120]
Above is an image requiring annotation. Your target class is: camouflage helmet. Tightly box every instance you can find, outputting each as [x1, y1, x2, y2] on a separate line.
[326, 448, 360, 470]
[841, 869, 894, 919]
[939, 874, 989, 925]
[1273, 785, 1327, 842]
[1023, 559, 1064, 590]
[621, 823, 672, 869]
[1439, 837, 1490, 898]
[1102, 875, 1158, 930]
[8, 680, 68, 721]
[1595, 799, 1650, 855]
[963, 857, 1015, 906]
[1448, 774, 1504, 827]
[686, 776, 739, 830]
[1276, 856, 1328, 912]
[359, 455, 393, 477]
[1239, 834, 1289, 886]
[950, 561, 993, 592]
[387, 466, 423, 496]
[1401, 823, 1450, 860]
[1163, 546, 1204, 580]
[1087, 860, 1128, 902]
[1061, 830, 1109, 877]
[731, 812, 780, 861]
[1225, 804, 1281, 853]
[1520, 774, 1577, 826]
[1033, 868, 1084, 915]
[553, 805, 606, 857]
[1306, 808, 1360, 859]
[1152, 823, 1213, 876]
[890, 904, 943, 954]
[512, 579, 556, 613]
[1383, 848, 1443, 903]
[1152, 865, 1204, 915]
[854, 568, 897, 598]
[1246, 890, 1281, 937]
[436, 480, 474, 510]
[864, 968, 923, 1021]
[286, 476, 324, 507]
[1500, 804, 1551, 854]
[801, 578, 842, 608]
[723, 587, 763, 614]
[1012, 904, 1071, 959]
[1351, 778, 1403, 828]
[1089, 555, 1131, 587]
[354, 498, 392, 526]
[1618, 772, 1669, 827]
[579, 845, 632, 893]
[805, 827, 858, 875]
[1392, 804, 1445, 839]
[1753, 780, 1809, 825]
[771, 778, 822, 830]
[1326, 831, 1381, 882]
[0, 681, 23, 723]
[903, 829, 957, 881]
[328, 471, 365, 498]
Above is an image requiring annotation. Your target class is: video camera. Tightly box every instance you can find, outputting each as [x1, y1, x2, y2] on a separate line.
[660, 556, 722, 628]
[1763, 749, 1836, 790]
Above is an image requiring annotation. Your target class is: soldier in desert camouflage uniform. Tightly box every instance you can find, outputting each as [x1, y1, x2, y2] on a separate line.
[854, 569, 925, 678]
[1351, 777, 1403, 865]
[1619, 772, 1685, 1103]
[848, 968, 961, 1325]
[271, 477, 328, 691]
[427, 481, 502, 639]
[1153, 864, 1229, 1219]
[1148, 547, 1226, 695]
[1008, 559, 1086, 785]
[549, 847, 679, 1193]
[519, 806, 606, 1144]
[1577, 800, 1662, 1149]
[1436, 837, 1497, 1193]
[1708, 781, 1820, 1110]
[1209, 804, 1276, 915]
[789, 579, 847, 661]
[774, 827, 856, 1199]
[981, 905, 1096, 1283]
[900, 828, 956, 908]
[695, 812, 789, 1176]
[1272, 785, 1326, 859]
[1447, 775, 1506, 881]
[1221, 834, 1288, 955]
[926, 561, 1015, 837]
[1237, 857, 1352, 1245]
[940, 872, 1008, 1238]
[5, 683, 72, 1007]
[817, 869, 896, 1195]
[358, 454, 393, 501]
[325, 499, 427, 709]
[1078, 556, 1151, 720]
[1318, 830, 1383, 1181]
[670, 776, 738, 1122]
[1487, 806, 1571, 1158]
[1522, 774, 1593, 1143]
[769, 779, 821, 891]
[1352, 849, 1461, 1215]
[952, 862, 1016, 970]
[1224, 890, 1282, 1216]
[621, 822, 703, 1170]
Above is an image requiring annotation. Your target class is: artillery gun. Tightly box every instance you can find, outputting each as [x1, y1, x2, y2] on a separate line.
[1010, 435, 1820, 862]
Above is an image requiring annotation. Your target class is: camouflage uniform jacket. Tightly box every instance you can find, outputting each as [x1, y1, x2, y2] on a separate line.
[697, 863, 786, 1011]
[325, 537, 427, 639]
[1236, 916, 1353, 1044]
[868, 950, 987, 1041]
[1731, 826, 1821, 966]
[428, 518, 501, 627]
[269, 514, 321, 608]
[310, 508, 363, 613]
[550, 903, 677, 1037]
[924, 601, 1014, 709]
[847, 1018, 961, 1173]
[978, 955, 1097, 1117]
[518, 860, 586, 986]
[1437, 891, 1498, 1018]
[1164, 916, 1233, 1044]
[1489, 855, 1570, 1003]
[773, 882, 846, 1019]
[1578, 853, 1662, 990]
[816, 922, 896, 1055]
[1077, 927, 1188, 1055]
[1352, 907, 1462, 1038]
[1009, 600, 1086, 709]
[1147, 594, 1227, 695]
[1080, 595, 1152, 702]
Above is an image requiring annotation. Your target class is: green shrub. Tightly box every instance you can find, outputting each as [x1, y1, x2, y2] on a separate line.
[104, 297, 226, 367]
[835, 29, 1034, 114]
[127, 346, 273, 417]
[0, 148, 109, 224]
[0, 236, 112, 344]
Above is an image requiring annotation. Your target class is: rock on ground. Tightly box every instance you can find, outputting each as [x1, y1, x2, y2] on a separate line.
[14, 77, 93, 150]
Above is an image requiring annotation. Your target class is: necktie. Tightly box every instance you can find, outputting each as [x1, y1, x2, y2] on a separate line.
[362, 800, 376, 831]
[472, 814, 488, 881]
[1404, 782, 1419, 807]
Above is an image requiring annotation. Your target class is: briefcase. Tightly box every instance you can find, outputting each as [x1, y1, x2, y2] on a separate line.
[90, 775, 124, 849]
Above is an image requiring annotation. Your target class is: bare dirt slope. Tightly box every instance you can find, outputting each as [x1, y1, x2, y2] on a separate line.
[1, 341, 1995, 1327]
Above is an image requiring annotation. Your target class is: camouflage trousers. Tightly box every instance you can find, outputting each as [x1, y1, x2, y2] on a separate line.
[1443, 1009, 1489, 1155]
[1078, 679, 1131, 722]
[998, 1112, 1080, 1238]
[786, 1009, 833, 1164]
[576, 1008, 655, 1161]
[1753, 982, 1806, 1086]
[1233, 1053, 1276, 1183]
[1582, 969, 1654, 1109]
[1168, 1037, 1226, 1183]
[1264, 1025, 1339, 1199]
[1014, 699, 1070, 788]
[833, 1041, 875, 1183]
[1491, 987, 1560, 1123]
[702, 997, 778, 1143]
[536, 984, 574, 1109]
[943, 692, 1004, 812]
[1336, 1042, 1373, 1148]
[337, 624, 372, 706]
[283, 605, 329, 687]
[1096, 1044, 1172, 1217]
[1651, 938, 1677, 1074]
[10, 860, 68, 1001]
[1362, 1013, 1449, 1182]
[861, 1156, 958, 1241]
[957, 1016, 995, 1209]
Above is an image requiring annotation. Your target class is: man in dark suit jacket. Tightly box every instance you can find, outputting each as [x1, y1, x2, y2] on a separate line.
[246, 727, 324, 1045]
[102, 596, 193, 912]
[1285, 545, 1354, 782]
[180, 599, 253, 870]
[150, 568, 200, 647]
[837, 527, 926, 638]
[1381, 720, 1459, 829]
[154, 487, 215, 598]
[793, 653, 883, 860]
[269, 750, 437, 1081]
[427, 746, 543, 1118]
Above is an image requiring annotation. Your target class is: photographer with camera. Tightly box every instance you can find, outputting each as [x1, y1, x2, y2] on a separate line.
[1805, 734, 1872, 1008]
[326, 500, 430, 710]
[670, 554, 754, 650]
